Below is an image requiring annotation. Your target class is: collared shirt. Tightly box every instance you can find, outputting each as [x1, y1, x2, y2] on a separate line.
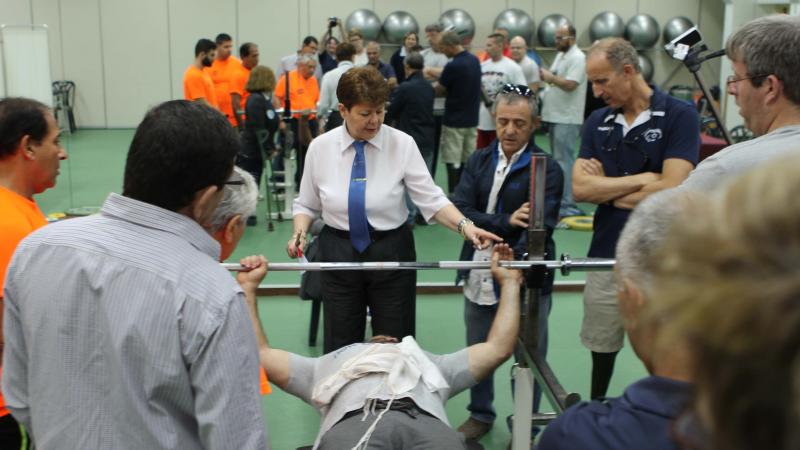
[541, 45, 587, 125]
[293, 125, 451, 230]
[2, 193, 267, 450]
[372, 60, 396, 81]
[318, 60, 354, 118]
[537, 376, 691, 450]
[465, 144, 526, 305]
[580, 87, 700, 257]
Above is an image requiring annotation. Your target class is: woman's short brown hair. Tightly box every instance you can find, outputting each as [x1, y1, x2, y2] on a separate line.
[245, 65, 275, 93]
[336, 66, 389, 109]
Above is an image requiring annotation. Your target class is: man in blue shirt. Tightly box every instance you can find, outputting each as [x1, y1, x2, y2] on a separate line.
[572, 38, 699, 400]
[452, 85, 563, 443]
[538, 188, 699, 450]
[366, 41, 398, 90]
[434, 31, 482, 193]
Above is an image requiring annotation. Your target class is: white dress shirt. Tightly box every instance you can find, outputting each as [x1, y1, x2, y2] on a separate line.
[317, 60, 354, 117]
[465, 144, 526, 305]
[293, 125, 452, 231]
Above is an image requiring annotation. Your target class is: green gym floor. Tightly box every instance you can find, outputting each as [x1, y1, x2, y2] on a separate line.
[37, 130, 647, 449]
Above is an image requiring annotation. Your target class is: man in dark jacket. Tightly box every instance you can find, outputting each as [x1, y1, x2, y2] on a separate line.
[386, 51, 436, 224]
[452, 84, 563, 443]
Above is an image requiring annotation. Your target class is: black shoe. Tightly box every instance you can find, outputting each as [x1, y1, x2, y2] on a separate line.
[246, 216, 257, 226]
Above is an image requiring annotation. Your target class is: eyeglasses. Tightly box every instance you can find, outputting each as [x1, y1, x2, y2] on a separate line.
[554, 35, 573, 41]
[726, 73, 769, 86]
[501, 84, 534, 98]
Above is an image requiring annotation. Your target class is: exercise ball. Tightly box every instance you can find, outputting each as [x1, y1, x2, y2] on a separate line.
[382, 11, 419, 45]
[439, 9, 476, 43]
[493, 9, 534, 44]
[638, 53, 654, 82]
[537, 14, 571, 47]
[625, 14, 660, 49]
[662, 16, 695, 44]
[589, 11, 625, 42]
[345, 9, 381, 41]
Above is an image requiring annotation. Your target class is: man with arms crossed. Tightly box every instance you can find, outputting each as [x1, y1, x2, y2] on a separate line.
[573, 38, 699, 400]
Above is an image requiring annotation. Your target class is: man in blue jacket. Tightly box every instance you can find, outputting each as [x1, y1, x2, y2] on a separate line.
[452, 84, 563, 442]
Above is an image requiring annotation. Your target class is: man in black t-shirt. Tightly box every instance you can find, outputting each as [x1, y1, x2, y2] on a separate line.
[431, 31, 481, 193]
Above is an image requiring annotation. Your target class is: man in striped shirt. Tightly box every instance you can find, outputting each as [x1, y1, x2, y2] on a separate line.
[2, 100, 268, 449]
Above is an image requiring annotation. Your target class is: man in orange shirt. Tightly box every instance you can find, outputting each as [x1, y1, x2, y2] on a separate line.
[230, 42, 260, 129]
[0, 97, 67, 448]
[274, 54, 320, 184]
[183, 38, 218, 109]
[206, 33, 244, 128]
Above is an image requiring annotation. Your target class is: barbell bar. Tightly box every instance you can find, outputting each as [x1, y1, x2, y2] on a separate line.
[222, 254, 614, 277]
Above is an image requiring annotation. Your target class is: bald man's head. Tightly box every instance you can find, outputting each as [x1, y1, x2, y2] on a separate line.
[510, 36, 527, 62]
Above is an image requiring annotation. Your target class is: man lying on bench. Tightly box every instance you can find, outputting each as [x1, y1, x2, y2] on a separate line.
[235, 244, 523, 450]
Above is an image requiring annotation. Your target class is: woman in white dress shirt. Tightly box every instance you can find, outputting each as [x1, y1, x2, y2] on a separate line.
[288, 67, 500, 353]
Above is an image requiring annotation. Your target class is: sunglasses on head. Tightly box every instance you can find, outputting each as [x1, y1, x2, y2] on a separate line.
[500, 84, 534, 98]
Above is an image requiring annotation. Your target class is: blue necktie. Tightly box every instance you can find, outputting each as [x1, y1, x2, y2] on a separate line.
[348, 140, 370, 253]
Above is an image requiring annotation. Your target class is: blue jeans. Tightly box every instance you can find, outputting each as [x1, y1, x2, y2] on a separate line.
[464, 293, 552, 424]
[548, 123, 581, 213]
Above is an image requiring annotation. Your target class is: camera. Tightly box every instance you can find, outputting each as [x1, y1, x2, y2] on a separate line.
[664, 26, 704, 61]
[328, 17, 338, 28]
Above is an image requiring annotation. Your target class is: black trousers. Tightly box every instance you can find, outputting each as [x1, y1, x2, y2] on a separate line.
[319, 224, 417, 353]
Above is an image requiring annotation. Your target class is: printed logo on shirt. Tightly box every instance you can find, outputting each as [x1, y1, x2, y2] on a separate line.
[643, 128, 663, 143]
[597, 126, 613, 132]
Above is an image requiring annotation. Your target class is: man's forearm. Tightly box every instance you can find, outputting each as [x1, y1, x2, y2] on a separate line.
[486, 282, 521, 355]
[573, 173, 654, 204]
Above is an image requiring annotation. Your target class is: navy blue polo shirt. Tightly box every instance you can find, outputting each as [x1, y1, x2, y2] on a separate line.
[537, 376, 691, 450]
[439, 50, 481, 128]
[375, 61, 396, 81]
[580, 87, 700, 257]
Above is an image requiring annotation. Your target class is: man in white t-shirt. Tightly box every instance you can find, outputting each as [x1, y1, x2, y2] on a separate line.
[540, 24, 587, 218]
[477, 33, 526, 149]
[510, 36, 541, 93]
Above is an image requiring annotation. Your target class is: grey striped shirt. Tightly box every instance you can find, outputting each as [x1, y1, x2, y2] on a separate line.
[2, 193, 268, 449]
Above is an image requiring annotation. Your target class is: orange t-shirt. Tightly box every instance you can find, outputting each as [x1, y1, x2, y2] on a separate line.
[183, 65, 219, 109]
[274, 70, 320, 119]
[230, 64, 251, 114]
[0, 186, 48, 417]
[205, 57, 243, 126]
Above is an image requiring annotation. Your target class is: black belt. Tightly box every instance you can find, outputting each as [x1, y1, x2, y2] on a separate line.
[339, 398, 435, 423]
[324, 224, 407, 243]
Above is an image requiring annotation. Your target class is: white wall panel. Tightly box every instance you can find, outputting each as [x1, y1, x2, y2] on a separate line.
[0, 0, 34, 25]
[100, 0, 170, 127]
[59, 0, 105, 127]
[32, 0, 63, 81]
[238, 0, 301, 74]
[168, 0, 236, 103]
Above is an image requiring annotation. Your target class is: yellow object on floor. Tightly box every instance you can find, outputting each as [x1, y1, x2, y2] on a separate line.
[561, 215, 594, 231]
